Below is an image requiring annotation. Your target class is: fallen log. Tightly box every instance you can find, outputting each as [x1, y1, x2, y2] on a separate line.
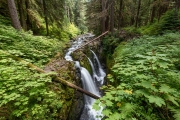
[73, 31, 109, 52]
[0, 50, 100, 99]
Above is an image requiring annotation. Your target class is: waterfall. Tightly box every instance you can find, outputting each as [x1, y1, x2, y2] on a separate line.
[87, 57, 98, 83]
[65, 34, 105, 120]
[75, 61, 102, 120]
[90, 50, 106, 85]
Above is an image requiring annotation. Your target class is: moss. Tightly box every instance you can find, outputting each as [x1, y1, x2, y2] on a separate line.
[59, 88, 74, 120]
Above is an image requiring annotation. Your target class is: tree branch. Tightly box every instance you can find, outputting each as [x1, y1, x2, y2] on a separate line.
[0, 50, 100, 99]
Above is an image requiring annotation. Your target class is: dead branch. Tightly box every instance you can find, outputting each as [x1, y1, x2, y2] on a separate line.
[0, 50, 100, 99]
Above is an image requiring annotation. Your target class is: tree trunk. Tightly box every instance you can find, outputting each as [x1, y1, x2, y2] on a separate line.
[101, 0, 106, 33]
[67, 7, 70, 22]
[135, 0, 141, 28]
[157, 4, 168, 22]
[69, 7, 74, 23]
[101, 0, 109, 33]
[176, 0, 180, 10]
[175, 0, 180, 16]
[110, 0, 115, 33]
[17, 0, 27, 30]
[118, 0, 123, 30]
[25, 0, 32, 30]
[7, 0, 21, 30]
[42, 0, 49, 36]
[150, 0, 156, 23]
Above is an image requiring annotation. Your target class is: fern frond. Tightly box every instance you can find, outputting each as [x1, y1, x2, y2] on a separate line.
[119, 103, 137, 119]
[169, 108, 180, 120]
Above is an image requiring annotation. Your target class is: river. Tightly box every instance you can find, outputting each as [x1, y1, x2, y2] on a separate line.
[65, 33, 106, 120]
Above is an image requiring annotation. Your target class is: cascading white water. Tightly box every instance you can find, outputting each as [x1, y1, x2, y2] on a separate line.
[75, 61, 102, 120]
[90, 50, 106, 85]
[65, 34, 105, 120]
[87, 57, 97, 81]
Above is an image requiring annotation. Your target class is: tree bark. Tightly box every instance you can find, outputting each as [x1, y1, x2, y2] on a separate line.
[135, 0, 141, 28]
[118, 0, 123, 30]
[101, 0, 109, 33]
[7, 0, 21, 30]
[176, 0, 180, 10]
[175, 0, 180, 16]
[101, 0, 106, 33]
[150, 0, 156, 23]
[42, 0, 49, 36]
[17, 0, 27, 30]
[157, 1, 169, 22]
[25, 0, 32, 30]
[110, 0, 115, 33]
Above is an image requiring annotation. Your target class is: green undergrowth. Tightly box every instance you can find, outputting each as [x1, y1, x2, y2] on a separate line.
[0, 23, 65, 67]
[49, 22, 80, 41]
[0, 16, 73, 119]
[143, 9, 180, 35]
[94, 32, 180, 119]
[124, 9, 180, 36]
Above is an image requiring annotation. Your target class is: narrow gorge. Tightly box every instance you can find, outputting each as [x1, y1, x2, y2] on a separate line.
[65, 34, 106, 120]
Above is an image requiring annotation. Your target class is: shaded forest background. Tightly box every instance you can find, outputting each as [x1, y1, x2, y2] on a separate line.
[1, 0, 180, 120]
[1, 0, 180, 37]
[0, 0, 87, 40]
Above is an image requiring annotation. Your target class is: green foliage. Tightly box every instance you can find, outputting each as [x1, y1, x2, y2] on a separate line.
[142, 9, 180, 35]
[94, 33, 180, 119]
[27, 0, 66, 36]
[85, 0, 101, 33]
[0, 28, 63, 66]
[0, 15, 11, 26]
[63, 23, 80, 40]
[102, 32, 123, 58]
[49, 22, 80, 41]
[0, 17, 70, 119]
[0, 61, 62, 119]
[27, 8, 46, 35]
[73, 0, 87, 33]
[123, 27, 141, 35]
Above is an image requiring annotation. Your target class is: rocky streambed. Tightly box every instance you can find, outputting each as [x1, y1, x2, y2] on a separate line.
[44, 33, 105, 120]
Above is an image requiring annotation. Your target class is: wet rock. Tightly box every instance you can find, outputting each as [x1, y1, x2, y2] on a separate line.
[44, 55, 82, 120]
[43, 33, 105, 120]
[67, 89, 84, 120]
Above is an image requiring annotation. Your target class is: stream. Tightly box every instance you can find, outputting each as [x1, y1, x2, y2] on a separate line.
[65, 33, 106, 120]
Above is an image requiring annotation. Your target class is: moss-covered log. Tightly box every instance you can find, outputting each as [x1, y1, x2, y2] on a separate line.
[73, 31, 109, 52]
[1, 50, 100, 99]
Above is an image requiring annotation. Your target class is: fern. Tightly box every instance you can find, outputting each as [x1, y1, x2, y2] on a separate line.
[94, 32, 180, 119]
[0, 16, 72, 119]
[169, 108, 180, 120]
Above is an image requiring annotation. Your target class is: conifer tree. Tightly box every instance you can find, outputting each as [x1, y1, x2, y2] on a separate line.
[7, 0, 21, 30]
